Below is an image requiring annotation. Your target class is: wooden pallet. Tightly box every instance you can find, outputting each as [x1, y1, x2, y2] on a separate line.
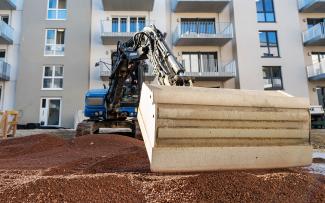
[0, 111, 19, 139]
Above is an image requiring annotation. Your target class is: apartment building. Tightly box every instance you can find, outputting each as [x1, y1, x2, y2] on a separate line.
[15, 0, 91, 128]
[0, 0, 22, 110]
[13, 0, 324, 128]
[298, 0, 325, 108]
[92, 0, 311, 92]
[91, 0, 237, 90]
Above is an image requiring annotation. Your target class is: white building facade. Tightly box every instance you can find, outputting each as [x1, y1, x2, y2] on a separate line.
[90, 0, 318, 102]
[0, 0, 22, 111]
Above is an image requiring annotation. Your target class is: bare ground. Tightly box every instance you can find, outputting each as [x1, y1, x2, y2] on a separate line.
[0, 131, 324, 203]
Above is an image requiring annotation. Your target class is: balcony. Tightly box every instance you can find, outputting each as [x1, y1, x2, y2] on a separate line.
[307, 60, 325, 80]
[182, 60, 236, 81]
[0, 61, 10, 81]
[0, 0, 16, 10]
[172, 0, 230, 13]
[302, 22, 325, 46]
[102, 0, 154, 11]
[101, 20, 151, 45]
[298, 0, 325, 13]
[0, 21, 13, 44]
[173, 22, 233, 46]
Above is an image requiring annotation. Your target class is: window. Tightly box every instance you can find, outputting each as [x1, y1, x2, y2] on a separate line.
[256, 0, 275, 22]
[182, 52, 218, 73]
[312, 52, 325, 64]
[307, 18, 325, 29]
[47, 0, 67, 20]
[259, 31, 279, 57]
[0, 50, 5, 61]
[42, 65, 64, 90]
[181, 18, 216, 34]
[45, 29, 65, 56]
[112, 17, 146, 33]
[0, 16, 9, 24]
[263, 66, 283, 90]
[130, 17, 146, 32]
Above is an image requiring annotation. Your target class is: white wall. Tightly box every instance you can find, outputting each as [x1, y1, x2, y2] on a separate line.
[0, 0, 23, 110]
[233, 0, 309, 98]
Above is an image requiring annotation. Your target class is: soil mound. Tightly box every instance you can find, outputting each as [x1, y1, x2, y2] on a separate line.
[0, 134, 150, 173]
[0, 134, 324, 202]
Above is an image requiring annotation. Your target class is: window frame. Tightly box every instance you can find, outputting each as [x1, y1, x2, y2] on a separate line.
[111, 16, 147, 33]
[44, 28, 65, 56]
[259, 30, 280, 58]
[263, 66, 283, 90]
[182, 52, 218, 73]
[41, 65, 64, 90]
[47, 0, 67, 21]
[256, 0, 276, 23]
[180, 18, 216, 35]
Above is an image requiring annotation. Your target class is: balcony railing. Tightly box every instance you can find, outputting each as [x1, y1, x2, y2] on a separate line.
[182, 60, 236, 79]
[298, 0, 325, 13]
[102, 0, 154, 11]
[302, 22, 325, 46]
[0, 0, 16, 10]
[101, 20, 152, 45]
[129, 60, 236, 82]
[307, 60, 325, 80]
[0, 60, 10, 81]
[44, 44, 65, 56]
[0, 20, 13, 44]
[173, 22, 233, 46]
[172, 0, 230, 13]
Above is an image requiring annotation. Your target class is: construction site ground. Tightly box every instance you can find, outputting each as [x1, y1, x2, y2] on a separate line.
[0, 129, 324, 202]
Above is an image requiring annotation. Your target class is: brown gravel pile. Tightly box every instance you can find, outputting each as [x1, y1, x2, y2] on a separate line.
[0, 134, 324, 203]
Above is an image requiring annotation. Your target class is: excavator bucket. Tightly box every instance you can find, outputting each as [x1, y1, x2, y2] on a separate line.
[137, 83, 312, 172]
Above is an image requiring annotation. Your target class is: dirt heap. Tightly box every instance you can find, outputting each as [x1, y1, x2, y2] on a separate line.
[0, 134, 324, 203]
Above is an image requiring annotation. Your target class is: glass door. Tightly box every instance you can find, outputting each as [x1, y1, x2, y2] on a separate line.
[182, 52, 218, 73]
[40, 98, 61, 126]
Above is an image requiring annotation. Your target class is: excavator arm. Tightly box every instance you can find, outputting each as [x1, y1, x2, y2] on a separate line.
[105, 25, 190, 120]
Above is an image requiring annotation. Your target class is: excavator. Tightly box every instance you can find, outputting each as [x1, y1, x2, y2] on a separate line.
[77, 25, 312, 172]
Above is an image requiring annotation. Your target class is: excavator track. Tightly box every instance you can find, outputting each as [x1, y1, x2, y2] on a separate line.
[76, 121, 98, 137]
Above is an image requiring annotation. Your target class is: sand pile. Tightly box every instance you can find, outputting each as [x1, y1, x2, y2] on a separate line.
[0, 134, 324, 203]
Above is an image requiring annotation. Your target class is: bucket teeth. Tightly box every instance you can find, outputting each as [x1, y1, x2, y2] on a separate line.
[137, 83, 312, 172]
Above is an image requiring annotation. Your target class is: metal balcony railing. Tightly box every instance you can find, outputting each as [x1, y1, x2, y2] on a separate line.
[101, 20, 153, 45]
[307, 60, 325, 80]
[145, 60, 236, 79]
[302, 22, 325, 45]
[298, 0, 325, 12]
[0, 60, 10, 81]
[182, 60, 236, 77]
[44, 44, 65, 56]
[0, 20, 13, 44]
[173, 22, 233, 46]
[101, 20, 153, 36]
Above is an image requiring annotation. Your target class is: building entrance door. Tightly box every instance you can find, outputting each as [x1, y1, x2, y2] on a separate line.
[316, 87, 325, 108]
[40, 98, 61, 127]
